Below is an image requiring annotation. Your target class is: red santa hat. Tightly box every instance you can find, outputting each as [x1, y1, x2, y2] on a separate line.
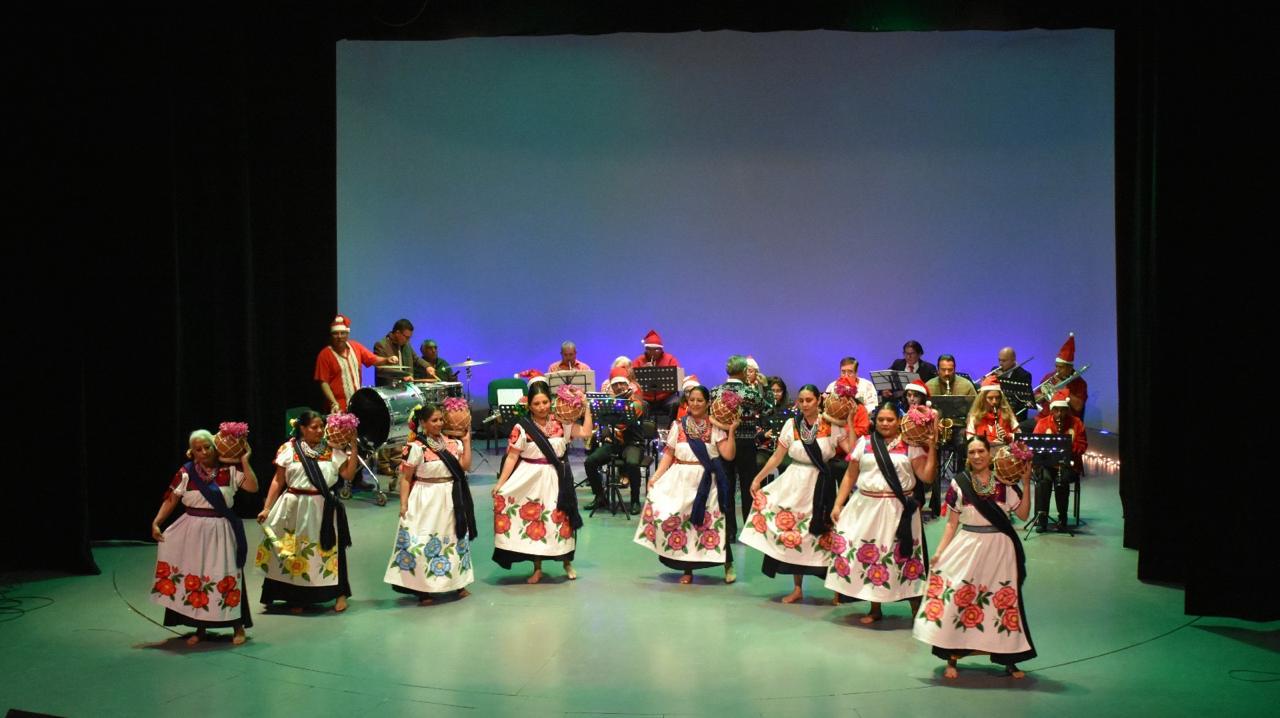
[608, 366, 630, 386]
[329, 314, 351, 333]
[516, 369, 548, 386]
[1050, 389, 1072, 409]
[1055, 333, 1076, 365]
[978, 375, 1003, 392]
[904, 379, 930, 397]
[681, 374, 700, 391]
[642, 329, 664, 349]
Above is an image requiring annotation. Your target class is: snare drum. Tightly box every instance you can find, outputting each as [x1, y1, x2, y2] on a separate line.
[348, 382, 424, 450]
[419, 381, 463, 404]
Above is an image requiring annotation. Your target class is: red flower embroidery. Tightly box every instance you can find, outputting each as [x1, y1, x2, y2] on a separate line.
[183, 574, 203, 592]
[558, 522, 572, 539]
[817, 532, 834, 552]
[154, 578, 176, 596]
[216, 575, 237, 595]
[953, 583, 978, 608]
[866, 564, 890, 586]
[224, 589, 242, 608]
[927, 575, 944, 599]
[779, 530, 802, 549]
[774, 510, 797, 531]
[752, 514, 767, 533]
[187, 590, 210, 609]
[494, 495, 506, 513]
[924, 598, 945, 621]
[960, 604, 984, 628]
[668, 531, 687, 550]
[661, 515, 682, 533]
[752, 492, 768, 511]
[992, 586, 1018, 610]
[643, 524, 657, 543]
[526, 520, 547, 541]
[519, 501, 544, 522]
[155, 561, 171, 579]
[699, 530, 720, 550]
[551, 509, 567, 525]
[495, 514, 512, 534]
[642, 503, 654, 522]
[1000, 608, 1021, 632]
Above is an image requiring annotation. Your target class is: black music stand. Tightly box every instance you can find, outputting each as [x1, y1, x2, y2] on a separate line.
[547, 370, 595, 393]
[634, 365, 684, 427]
[1020, 434, 1078, 538]
[872, 370, 918, 401]
[587, 395, 643, 518]
[1001, 378, 1035, 421]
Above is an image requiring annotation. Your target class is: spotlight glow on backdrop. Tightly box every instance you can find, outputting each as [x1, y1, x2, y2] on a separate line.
[338, 30, 1117, 428]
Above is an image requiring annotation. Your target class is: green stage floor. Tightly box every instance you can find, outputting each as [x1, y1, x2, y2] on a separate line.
[2, 461, 1276, 717]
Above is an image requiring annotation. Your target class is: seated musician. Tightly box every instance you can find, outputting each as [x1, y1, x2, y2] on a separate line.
[584, 368, 646, 512]
[1032, 389, 1088, 532]
[633, 329, 681, 418]
[373, 318, 430, 387]
[983, 346, 1036, 428]
[890, 339, 938, 382]
[824, 356, 878, 410]
[966, 376, 1020, 446]
[418, 339, 458, 382]
[600, 355, 642, 395]
[548, 340, 591, 374]
[1036, 333, 1088, 419]
[924, 354, 977, 398]
[315, 314, 398, 413]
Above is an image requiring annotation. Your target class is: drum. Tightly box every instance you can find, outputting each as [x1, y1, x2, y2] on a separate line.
[419, 381, 463, 405]
[348, 382, 424, 450]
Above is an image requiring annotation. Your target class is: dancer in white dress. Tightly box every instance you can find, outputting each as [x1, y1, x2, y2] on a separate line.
[827, 402, 937, 622]
[256, 411, 359, 613]
[385, 404, 477, 604]
[913, 435, 1035, 679]
[634, 385, 739, 584]
[741, 384, 850, 604]
[150, 430, 259, 645]
[492, 380, 593, 583]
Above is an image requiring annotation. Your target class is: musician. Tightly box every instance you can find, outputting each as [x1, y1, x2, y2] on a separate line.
[1036, 333, 1087, 418]
[633, 329, 681, 417]
[986, 347, 1036, 423]
[758, 376, 791, 470]
[824, 357, 878, 410]
[925, 355, 977, 398]
[744, 356, 772, 404]
[584, 368, 645, 512]
[418, 339, 458, 383]
[890, 340, 938, 383]
[547, 340, 591, 374]
[712, 355, 769, 522]
[315, 314, 398, 413]
[966, 376, 1020, 446]
[373, 319, 430, 387]
[599, 356, 641, 394]
[1032, 390, 1088, 532]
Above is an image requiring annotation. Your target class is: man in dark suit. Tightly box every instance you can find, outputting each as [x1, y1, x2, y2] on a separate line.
[889, 340, 937, 382]
[987, 346, 1036, 428]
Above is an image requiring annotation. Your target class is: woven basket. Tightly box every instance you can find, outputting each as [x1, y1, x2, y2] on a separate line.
[213, 432, 246, 461]
[710, 397, 740, 426]
[443, 407, 472, 438]
[822, 394, 854, 426]
[325, 425, 357, 449]
[993, 447, 1028, 485]
[900, 414, 933, 446]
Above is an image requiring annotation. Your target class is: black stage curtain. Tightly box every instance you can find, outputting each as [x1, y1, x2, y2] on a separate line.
[20, 1, 1268, 620]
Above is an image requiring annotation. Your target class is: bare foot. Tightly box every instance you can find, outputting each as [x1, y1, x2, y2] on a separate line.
[185, 629, 205, 646]
[679, 573, 693, 584]
[564, 562, 577, 580]
[781, 587, 804, 604]
[527, 569, 543, 584]
[418, 596, 434, 606]
[232, 628, 247, 645]
[724, 566, 736, 584]
[944, 657, 959, 679]
[832, 593, 842, 606]
[334, 595, 348, 612]
[858, 611, 882, 625]
[457, 588, 470, 599]
[1006, 665, 1025, 679]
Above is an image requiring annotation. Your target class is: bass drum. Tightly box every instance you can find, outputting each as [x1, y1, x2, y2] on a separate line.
[347, 382, 424, 450]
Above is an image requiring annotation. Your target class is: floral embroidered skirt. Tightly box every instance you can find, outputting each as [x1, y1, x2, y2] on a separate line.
[912, 530, 1035, 664]
[633, 464, 732, 571]
[738, 463, 831, 578]
[824, 493, 926, 601]
[385, 481, 474, 595]
[151, 514, 251, 628]
[492, 463, 575, 568]
[257, 492, 350, 604]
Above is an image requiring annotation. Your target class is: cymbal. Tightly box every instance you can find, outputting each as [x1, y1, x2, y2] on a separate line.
[449, 359, 489, 368]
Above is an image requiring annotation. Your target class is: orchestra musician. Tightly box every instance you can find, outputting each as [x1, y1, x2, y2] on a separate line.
[633, 329, 681, 418]
[599, 355, 641, 395]
[418, 339, 458, 383]
[1032, 389, 1088, 532]
[315, 314, 398, 413]
[825, 356, 878, 410]
[1035, 333, 1087, 418]
[966, 376, 1020, 447]
[584, 368, 646, 513]
[985, 347, 1035, 424]
[925, 354, 977, 398]
[373, 319, 429, 387]
[890, 340, 938, 383]
[547, 340, 591, 374]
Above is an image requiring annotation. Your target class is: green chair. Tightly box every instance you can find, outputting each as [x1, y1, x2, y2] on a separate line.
[486, 378, 527, 454]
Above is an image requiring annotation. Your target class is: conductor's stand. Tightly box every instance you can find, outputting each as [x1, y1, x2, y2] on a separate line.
[1022, 434, 1080, 537]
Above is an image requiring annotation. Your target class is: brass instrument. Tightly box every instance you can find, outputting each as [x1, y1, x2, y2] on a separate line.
[937, 417, 956, 447]
[984, 356, 1034, 380]
[1034, 363, 1091, 404]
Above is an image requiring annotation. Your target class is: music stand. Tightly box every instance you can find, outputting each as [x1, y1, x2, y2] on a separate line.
[634, 365, 684, 427]
[871, 370, 918, 398]
[587, 395, 643, 518]
[547, 370, 595, 393]
[1020, 434, 1078, 538]
[1001, 377, 1035, 420]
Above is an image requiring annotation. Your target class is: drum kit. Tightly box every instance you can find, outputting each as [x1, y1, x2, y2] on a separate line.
[343, 359, 490, 506]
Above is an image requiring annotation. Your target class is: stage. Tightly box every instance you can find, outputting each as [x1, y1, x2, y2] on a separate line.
[2, 458, 1274, 717]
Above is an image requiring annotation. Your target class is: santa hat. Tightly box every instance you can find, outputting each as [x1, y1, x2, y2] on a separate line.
[904, 379, 930, 397]
[642, 330, 664, 349]
[681, 374, 700, 391]
[1055, 333, 1076, 365]
[516, 369, 548, 386]
[978, 375, 1003, 392]
[329, 314, 351, 333]
[1050, 389, 1072, 409]
[745, 355, 760, 370]
[609, 366, 630, 386]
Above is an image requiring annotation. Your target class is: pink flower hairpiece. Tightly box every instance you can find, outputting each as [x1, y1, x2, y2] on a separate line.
[326, 413, 359, 432]
[218, 421, 249, 438]
[556, 384, 584, 408]
[717, 390, 741, 411]
[443, 397, 469, 412]
[1009, 440, 1033, 462]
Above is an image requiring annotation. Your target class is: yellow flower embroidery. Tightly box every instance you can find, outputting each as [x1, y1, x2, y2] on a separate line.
[324, 555, 338, 576]
[277, 532, 298, 558]
[254, 545, 270, 568]
[285, 556, 308, 577]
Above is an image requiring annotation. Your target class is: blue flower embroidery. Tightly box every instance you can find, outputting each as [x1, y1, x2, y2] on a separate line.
[424, 537, 443, 557]
[429, 556, 451, 576]
[460, 550, 471, 572]
[395, 528, 411, 550]
[394, 550, 416, 571]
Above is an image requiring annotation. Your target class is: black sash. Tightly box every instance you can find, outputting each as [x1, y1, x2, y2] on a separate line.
[294, 439, 351, 552]
[686, 419, 734, 537]
[183, 461, 247, 568]
[869, 434, 927, 570]
[797, 420, 835, 537]
[424, 439, 478, 542]
[517, 417, 582, 531]
[953, 471, 1036, 662]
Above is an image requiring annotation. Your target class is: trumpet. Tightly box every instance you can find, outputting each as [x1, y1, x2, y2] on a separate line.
[937, 417, 956, 447]
[1035, 363, 1091, 404]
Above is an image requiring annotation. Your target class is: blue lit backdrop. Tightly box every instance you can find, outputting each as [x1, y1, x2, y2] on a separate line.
[338, 30, 1117, 429]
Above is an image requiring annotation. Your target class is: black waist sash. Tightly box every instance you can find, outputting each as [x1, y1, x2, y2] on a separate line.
[426, 439, 478, 542]
[799, 426, 835, 537]
[954, 471, 1036, 662]
[294, 439, 351, 552]
[686, 420, 734, 537]
[517, 417, 582, 531]
[183, 461, 247, 568]
[869, 433, 927, 569]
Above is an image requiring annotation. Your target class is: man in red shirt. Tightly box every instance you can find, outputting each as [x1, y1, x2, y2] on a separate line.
[1032, 389, 1088, 532]
[547, 340, 591, 374]
[632, 329, 681, 418]
[1035, 333, 1088, 418]
[315, 314, 397, 412]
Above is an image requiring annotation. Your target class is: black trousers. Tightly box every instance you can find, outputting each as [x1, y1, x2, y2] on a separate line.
[1035, 464, 1074, 522]
[585, 442, 640, 502]
[721, 436, 761, 521]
